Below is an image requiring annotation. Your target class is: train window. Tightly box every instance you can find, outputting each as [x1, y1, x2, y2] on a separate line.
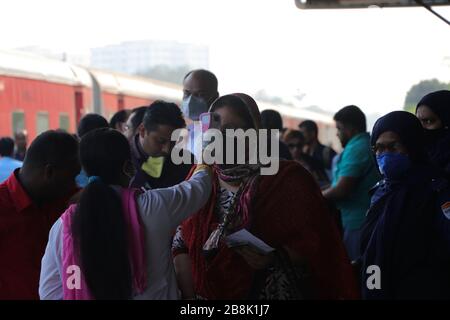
[59, 113, 70, 132]
[36, 112, 49, 135]
[12, 111, 25, 135]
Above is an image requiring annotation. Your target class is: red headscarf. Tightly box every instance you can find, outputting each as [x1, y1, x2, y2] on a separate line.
[232, 93, 262, 130]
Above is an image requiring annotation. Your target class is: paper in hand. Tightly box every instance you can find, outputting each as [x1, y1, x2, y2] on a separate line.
[225, 229, 275, 255]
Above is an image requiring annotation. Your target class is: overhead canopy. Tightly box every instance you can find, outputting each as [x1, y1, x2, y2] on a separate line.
[295, 0, 450, 9]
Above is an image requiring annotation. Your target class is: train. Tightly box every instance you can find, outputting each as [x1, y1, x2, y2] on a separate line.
[0, 49, 338, 149]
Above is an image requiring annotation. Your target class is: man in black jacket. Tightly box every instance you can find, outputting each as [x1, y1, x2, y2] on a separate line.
[130, 101, 193, 190]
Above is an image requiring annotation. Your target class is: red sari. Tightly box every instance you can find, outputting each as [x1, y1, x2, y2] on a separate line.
[175, 161, 359, 299]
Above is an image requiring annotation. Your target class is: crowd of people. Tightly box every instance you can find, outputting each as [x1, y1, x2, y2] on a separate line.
[0, 68, 449, 300]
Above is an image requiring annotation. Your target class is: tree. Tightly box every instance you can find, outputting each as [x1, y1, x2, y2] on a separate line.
[404, 79, 450, 113]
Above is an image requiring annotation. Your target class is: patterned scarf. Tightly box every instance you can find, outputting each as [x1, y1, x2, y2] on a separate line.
[202, 164, 261, 257]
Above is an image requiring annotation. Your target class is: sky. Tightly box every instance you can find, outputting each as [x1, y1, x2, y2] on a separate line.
[2, 0, 450, 118]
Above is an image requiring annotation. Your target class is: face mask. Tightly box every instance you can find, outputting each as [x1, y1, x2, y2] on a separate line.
[141, 156, 165, 178]
[181, 95, 209, 121]
[376, 152, 411, 181]
[423, 128, 447, 145]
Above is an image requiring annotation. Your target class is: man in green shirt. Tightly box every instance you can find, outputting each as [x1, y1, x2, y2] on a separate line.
[323, 105, 381, 261]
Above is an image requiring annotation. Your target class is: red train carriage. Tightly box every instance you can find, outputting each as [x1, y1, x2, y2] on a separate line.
[0, 50, 182, 142]
[88, 69, 182, 120]
[258, 101, 339, 151]
[0, 50, 93, 141]
[0, 49, 337, 149]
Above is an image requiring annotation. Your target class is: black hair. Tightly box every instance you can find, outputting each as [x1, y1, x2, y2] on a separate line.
[130, 106, 149, 132]
[0, 137, 15, 157]
[72, 128, 132, 300]
[183, 69, 218, 91]
[77, 114, 109, 138]
[284, 130, 305, 143]
[299, 120, 318, 135]
[109, 110, 130, 129]
[334, 105, 367, 132]
[261, 109, 283, 131]
[23, 130, 79, 169]
[143, 101, 186, 132]
[210, 95, 256, 130]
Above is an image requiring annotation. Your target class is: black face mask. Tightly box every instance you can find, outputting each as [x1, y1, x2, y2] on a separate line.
[423, 127, 447, 145]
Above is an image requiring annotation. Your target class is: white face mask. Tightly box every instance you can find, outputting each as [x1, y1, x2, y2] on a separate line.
[181, 95, 209, 121]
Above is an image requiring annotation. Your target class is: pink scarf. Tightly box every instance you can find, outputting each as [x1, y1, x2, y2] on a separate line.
[61, 188, 147, 300]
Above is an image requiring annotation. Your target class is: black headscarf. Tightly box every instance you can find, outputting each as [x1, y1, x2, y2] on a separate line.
[416, 90, 450, 175]
[416, 90, 450, 128]
[361, 111, 450, 299]
[371, 111, 427, 164]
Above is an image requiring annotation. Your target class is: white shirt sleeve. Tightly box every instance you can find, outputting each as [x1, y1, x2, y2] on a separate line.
[39, 219, 63, 300]
[137, 169, 212, 231]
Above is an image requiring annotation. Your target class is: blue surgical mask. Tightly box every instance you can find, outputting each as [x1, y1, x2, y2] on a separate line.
[181, 95, 208, 121]
[376, 152, 411, 181]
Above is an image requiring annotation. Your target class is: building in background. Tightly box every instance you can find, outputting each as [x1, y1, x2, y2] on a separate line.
[90, 40, 209, 75]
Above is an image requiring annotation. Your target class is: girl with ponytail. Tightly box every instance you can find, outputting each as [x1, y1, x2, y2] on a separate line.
[40, 128, 211, 300]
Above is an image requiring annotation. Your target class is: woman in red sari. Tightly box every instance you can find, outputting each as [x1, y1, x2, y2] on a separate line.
[172, 94, 358, 300]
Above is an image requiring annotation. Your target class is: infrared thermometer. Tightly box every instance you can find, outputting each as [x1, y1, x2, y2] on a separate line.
[199, 112, 221, 133]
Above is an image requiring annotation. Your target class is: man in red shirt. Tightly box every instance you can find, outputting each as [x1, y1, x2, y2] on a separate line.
[0, 130, 80, 299]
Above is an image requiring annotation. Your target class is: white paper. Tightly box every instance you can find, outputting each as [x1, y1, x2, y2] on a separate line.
[225, 229, 275, 255]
